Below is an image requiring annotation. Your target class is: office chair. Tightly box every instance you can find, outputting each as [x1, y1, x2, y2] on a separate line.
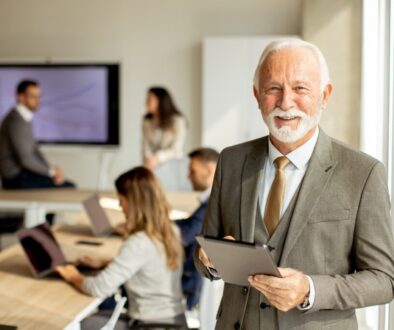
[100, 297, 127, 330]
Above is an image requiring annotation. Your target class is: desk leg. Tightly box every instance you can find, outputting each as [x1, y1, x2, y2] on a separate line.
[24, 205, 46, 228]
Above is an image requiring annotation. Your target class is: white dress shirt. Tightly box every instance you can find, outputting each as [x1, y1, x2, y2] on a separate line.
[16, 103, 34, 122]
[259, 128, 319, 310]
[199, 187, 212, 204]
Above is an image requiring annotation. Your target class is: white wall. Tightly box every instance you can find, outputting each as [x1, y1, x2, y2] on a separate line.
[202, 37, 283, 151]
[302, 0, 362, 148]
[0, 0, 301, 188]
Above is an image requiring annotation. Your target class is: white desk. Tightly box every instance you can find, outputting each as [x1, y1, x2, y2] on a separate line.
[0, 189, 201, 329]
[0, 223, 123, 330]
[0, 189, 199, 227]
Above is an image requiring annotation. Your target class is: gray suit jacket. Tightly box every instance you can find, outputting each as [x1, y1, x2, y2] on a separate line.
[0, 109, 50, 179]
[194, 129, 394, 330]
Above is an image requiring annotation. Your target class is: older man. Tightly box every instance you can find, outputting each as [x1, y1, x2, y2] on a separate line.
[195, 38, 394, 330]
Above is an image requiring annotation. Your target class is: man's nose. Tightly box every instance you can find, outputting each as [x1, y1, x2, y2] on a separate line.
[276, 89, 295, 110]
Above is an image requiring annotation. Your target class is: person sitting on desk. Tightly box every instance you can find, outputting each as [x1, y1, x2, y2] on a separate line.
[56, 167, 187, 329]
[0, 80, 75, 189]
[142, 86, 188, 170]
[176, 147, 219, 310]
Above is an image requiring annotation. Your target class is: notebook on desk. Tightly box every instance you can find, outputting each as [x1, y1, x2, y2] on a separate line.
[82, 194, 122, 237]
[17, 223, 101, 278]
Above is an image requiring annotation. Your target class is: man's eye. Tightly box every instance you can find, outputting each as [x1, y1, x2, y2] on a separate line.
[295, 86, 306, 91]
[266, 87, 281, 92]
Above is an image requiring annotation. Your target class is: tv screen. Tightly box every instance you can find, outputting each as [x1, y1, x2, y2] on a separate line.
[0, 64, 119, 145]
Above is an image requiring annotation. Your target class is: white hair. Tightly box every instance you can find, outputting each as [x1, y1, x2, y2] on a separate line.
[253, 38, 330, 93]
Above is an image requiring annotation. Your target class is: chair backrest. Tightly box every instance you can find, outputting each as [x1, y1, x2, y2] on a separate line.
[100, 297, 127, 330]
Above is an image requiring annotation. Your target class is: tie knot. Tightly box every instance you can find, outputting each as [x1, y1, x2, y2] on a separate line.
[274, 156, 290, 170]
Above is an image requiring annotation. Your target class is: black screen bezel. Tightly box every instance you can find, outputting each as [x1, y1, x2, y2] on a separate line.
[0, 63, 120, 146]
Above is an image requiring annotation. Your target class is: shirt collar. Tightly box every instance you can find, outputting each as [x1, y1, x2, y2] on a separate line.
[199, 187, 212, 203]
[268, 127, 320, 170]
[16, 103, 34, 122]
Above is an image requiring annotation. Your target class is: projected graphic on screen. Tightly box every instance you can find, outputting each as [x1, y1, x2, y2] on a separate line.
[0, 66, 114, 144]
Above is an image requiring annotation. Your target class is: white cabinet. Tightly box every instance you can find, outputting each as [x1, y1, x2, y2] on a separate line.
[202, 36, 294, 151]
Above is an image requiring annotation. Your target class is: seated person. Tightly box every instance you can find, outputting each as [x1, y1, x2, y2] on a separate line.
[0, 80, 75, 189]
[176, 148, 219, 309]
[56, 167, 187, 329]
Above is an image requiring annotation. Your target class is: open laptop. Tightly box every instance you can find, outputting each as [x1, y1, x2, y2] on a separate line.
[82, 194, 120, 237]
[17, 223, 99, 278]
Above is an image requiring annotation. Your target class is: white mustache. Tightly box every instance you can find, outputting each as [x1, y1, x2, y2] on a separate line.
[269, 108, 308, 120]
[262, 106, 321, 144]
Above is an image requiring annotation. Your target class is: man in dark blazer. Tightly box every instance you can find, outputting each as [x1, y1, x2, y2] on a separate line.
[0, 80, 74, 189]
[194, 39, 394, 329]
[176, 147, 219, 310]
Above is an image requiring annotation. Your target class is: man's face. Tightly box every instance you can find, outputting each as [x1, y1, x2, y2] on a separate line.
[254, 47, 332, 144]
[188, 158, 212, 191]
[18, 85, 41, 112]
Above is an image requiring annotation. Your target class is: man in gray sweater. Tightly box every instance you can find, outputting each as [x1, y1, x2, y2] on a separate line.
[0, 80, 75, 189]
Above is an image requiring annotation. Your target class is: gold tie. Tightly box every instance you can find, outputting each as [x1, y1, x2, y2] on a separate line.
[264, 156, 290, 236]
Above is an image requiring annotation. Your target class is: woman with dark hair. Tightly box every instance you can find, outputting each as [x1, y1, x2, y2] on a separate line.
[142, 87, 187, 169]
[56, 167, 187, 329]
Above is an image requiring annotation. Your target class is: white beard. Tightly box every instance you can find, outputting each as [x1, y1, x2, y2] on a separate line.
[262, 107, 322, 144]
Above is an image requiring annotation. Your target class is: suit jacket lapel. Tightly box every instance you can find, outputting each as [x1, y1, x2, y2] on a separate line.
[240, 137, 268, 242]
[280, 129, 337, 264]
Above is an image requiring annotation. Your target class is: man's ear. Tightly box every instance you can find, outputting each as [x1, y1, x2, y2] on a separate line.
[253, 86, 261, 109]
[206, 162, 216, 177]
[17, 94, 23, 104]
[321, 83, 333, 109]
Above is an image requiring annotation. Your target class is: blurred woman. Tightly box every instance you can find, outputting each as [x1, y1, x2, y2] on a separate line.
[56, 167, 187, 329]
[142, 87, 187, 169]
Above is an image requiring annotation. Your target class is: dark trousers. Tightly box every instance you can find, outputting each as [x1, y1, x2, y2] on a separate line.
[1, 170, 75, 190]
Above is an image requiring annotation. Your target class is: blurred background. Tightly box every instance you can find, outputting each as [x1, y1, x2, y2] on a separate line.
[0, 1, 393, 329]
[0, 0, 362, 189]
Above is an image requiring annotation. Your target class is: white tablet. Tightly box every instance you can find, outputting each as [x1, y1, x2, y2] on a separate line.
[196, 235, 282, 286]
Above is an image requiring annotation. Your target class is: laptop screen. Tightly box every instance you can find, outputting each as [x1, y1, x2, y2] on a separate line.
[82, 194, 112, 236]
[17, 223, 66, 277]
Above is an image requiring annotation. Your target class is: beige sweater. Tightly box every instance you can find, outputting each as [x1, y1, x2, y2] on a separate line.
[83, 230, 185, 321]
[142, 115, 187, 163]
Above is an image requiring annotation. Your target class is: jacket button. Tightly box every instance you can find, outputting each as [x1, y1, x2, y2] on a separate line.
[234, 321, 241, 330]
[260, 302, 271, 309]
[242, 286, 248, 295]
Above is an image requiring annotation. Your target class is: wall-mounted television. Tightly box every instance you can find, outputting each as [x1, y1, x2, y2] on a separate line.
[0, 63, 120, 146]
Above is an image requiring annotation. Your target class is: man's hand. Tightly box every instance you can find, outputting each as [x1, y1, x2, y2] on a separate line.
[52, 166, 65, 185]
[198, 246, 214, 268]
[198, 235, 235, 269]
[248, 267, 310, 312]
